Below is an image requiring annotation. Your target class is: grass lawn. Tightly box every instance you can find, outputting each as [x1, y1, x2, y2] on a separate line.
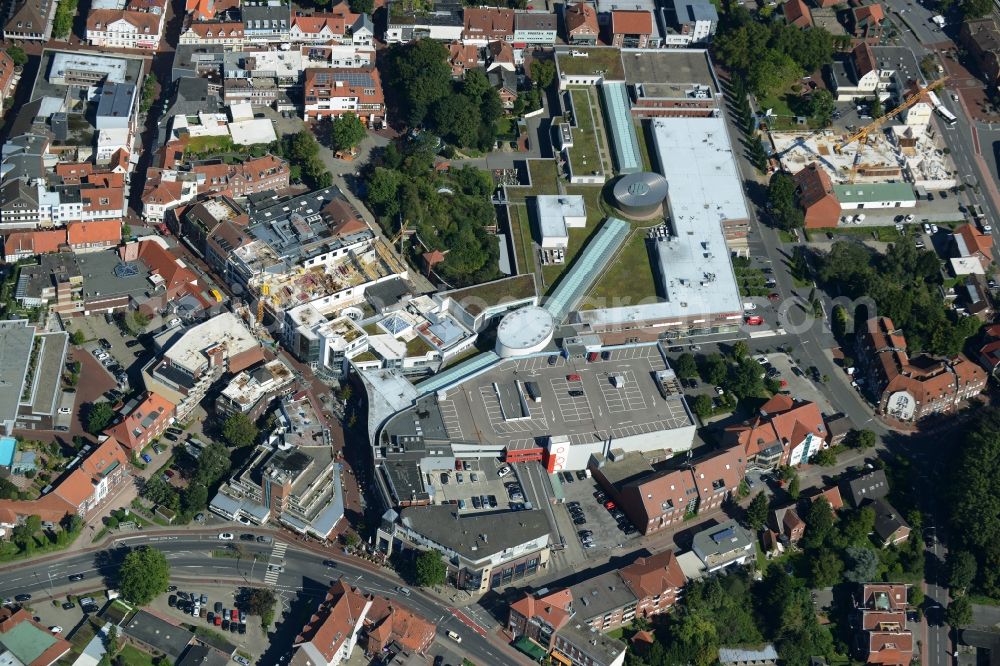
[566, 88, 606, 180]
[816, 226, 903, 242]
[777, 229, 799, 243]
[759, 87, 812, 131]
[585, 227, 658, 307]
[634, 121, 653, 172]
[511, 159, 560, 201]
[117, 645, 157, 666]
[508, 204, 535, 274]
[555, 47, 625, 79]
[186, 134, 236, 155]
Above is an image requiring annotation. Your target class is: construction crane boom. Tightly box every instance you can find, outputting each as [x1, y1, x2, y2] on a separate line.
[834, 76, 948, 153]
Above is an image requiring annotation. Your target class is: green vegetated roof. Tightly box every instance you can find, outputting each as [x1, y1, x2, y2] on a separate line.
[832, 182, 915, 204]
[1, 621, 58, 665]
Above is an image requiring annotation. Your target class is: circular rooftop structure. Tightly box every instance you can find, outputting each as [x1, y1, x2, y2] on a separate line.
[495, 306, 555, 358]
[612, 172, 669, 218]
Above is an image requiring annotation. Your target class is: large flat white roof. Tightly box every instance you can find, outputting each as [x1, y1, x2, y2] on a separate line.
[535, 195, 585, 241]
[577, 115, 743, 326]
[165, 312, 259, 374]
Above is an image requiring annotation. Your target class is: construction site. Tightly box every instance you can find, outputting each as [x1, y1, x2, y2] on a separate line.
[770, 73, 958, 189]
[252, 237, 409, 325]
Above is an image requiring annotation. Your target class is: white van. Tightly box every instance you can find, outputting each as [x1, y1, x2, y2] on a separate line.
[447, 630, 462, 643]
[743, 302, 756, 311]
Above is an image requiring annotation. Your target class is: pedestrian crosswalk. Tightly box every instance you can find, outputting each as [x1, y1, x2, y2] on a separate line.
[263, 541, 287, 585]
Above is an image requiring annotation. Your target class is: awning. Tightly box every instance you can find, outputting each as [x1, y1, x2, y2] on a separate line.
[513, 636, 547, 662]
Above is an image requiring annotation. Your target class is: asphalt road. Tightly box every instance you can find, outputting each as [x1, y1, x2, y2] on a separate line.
[0, 535, 528, 666]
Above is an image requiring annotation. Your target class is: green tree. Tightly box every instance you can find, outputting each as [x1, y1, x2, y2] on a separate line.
[802, 497, 835, 548]
[193, 442, 232, 487]
[691, 394, 714, 421]
[846, 428, 877, 449]
[844, 546, 879, 583]
[529, 60, 556, 89]
[810, 448, 837, 466]
[768, 172, 804, 230]
[182, 483, 208, 517]
[122, 311, 150, 336]
[245, 588, 277, 628]
[747, 137, 768, 172]
[675, 353, 698, 380]
[86, 402, 116, 434]
[787, 474, 800, 500]
[961, 0, 991, 18]
[0, 477, 17, 500]
[809, 90, 835, 127]
[222, 413, 258, 448]
[6, 46, 27, 67]
[349, 0, 373, 13]
[810, 550, 844, 587]
[70, 329, 86, 345]
[139, 71, 158, 114]
[946, 596, 973, 626]
[699, 353, 728, 385]
[385, 39, 452, 126]
[432, 94, 481, 148]
[414, 550, 446, 587]
[120, 546, 170, 604]
[51, 0, 76, 39]
[730, 340, 749, 361]
[746, 492, 769, 531]
[330, 113, 367, 151]
[748, 50, 800, 97]
[946, 550, 978, 592]
[871, 96, 884, 118]
[728, 358, 765, 399]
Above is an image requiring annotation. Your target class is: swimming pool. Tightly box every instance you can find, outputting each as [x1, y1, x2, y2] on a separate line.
[0, 436, 15, 467]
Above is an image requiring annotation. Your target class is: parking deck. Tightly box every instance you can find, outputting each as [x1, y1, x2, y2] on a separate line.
[435, 346, 694, 449]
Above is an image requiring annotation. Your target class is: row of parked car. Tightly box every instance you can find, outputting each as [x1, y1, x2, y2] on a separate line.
[168, 593, 248, 635]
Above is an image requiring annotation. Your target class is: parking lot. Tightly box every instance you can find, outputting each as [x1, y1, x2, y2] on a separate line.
[148, 583, 270, 658]
[763, 352, 836, 414]
[429, 458, 524, 513]
[558, 476, 640, 556]
[63, 314, 144, 392]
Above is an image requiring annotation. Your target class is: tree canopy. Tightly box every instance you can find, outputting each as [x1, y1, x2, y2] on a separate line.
[120, 546, 170, 604]
[86, 402, 116, 434]
[817, 239, 981, 355]
[385, 41, 501, 151]
[746, 492, 769, 531]
[714, 22, 835, 96]
[5, 46, 26, 67]
[767, 172, 804, 231]
[949, 408, 1000, 595]
[222, 413, 259, 448]
[414, 550, 446, 587]
[365, 142, 500, 287]
[330, 113, 367, 151]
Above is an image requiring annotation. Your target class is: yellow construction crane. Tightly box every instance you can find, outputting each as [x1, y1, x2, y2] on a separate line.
[834, 76, 948, 154]
[389, 220, 414, 255]
[257, 282, 270, 324]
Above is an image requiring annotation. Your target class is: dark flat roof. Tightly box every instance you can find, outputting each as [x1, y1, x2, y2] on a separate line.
[123, 611, 193, 660]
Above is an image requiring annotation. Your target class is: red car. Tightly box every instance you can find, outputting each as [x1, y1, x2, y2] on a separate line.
[214, 616, 222, 626]
[604, 501, 616, 510]
[745, 315, 764, 326]
[230, 609, 238, 622]
[586, 352, 599, 362]
[567, 374, 581, 382]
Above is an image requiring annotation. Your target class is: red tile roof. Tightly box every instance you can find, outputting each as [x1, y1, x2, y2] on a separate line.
[3, 229, 67, 257]
[956, 222, 993, 259]
[294, 580, 370, 663]
[448, 41, 479, 73]
[619, 550, 685, 598]
[106, 391, 176, 451]
[136, 239, 199, 296]
[784, 0, 813, 28]
[853, 42, 877, 77]
[185, 20, 243, 38]
[67, 220, 122, 247]
[565, 3, 598, 36]
[363, 597, 435, 653]
[793, 162, 840, 229]
[291, 12, 354, 37]
[463, 7, 514, 38]
[509, 588, 573, 633]
[611, 10, 653, 35]
[79, 189, 125, 213]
